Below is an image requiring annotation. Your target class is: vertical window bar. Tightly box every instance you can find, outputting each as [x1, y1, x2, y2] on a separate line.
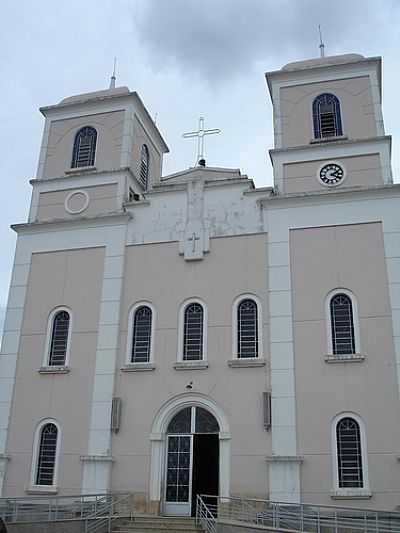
[313, 93, 343, 139]
[330, 294, 355, 355]
[336, 417, 363, 488]
[131, 306, 152, 363]
[49, 311, 70, 366]
[183, 303, 203, 361]
[71, 127, 97, 168]
[139, 145, 149, 189]
[237, 299, 258, 358]
[36, 423, 58, 486]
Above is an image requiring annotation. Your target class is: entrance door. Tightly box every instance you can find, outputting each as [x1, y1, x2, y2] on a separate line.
[163, 406, 219, 516]
[164, 435, 193, 516]
[191, 434, 219, 516]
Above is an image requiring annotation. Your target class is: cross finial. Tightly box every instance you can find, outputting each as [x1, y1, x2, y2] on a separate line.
[109, 57, 117, 89]
[182, 116, 221, 166]
[318, 25, 325, 58]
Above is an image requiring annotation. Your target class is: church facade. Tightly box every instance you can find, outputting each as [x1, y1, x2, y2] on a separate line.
[1, 52, 400, 513]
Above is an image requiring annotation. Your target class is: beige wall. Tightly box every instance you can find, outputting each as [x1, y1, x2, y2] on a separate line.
[280, 76, 376, 148]
[283, 154, 382, 194]
[43, 111, 125, 178]
[36, 184, 118, 221]
[4, 247, 105, 496]
[112, 234, 270, 498]
[131, 116, 161, 188]
[290, 223, 400, 508]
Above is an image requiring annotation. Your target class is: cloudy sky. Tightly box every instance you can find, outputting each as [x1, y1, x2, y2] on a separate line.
[0, 0, 399, 322]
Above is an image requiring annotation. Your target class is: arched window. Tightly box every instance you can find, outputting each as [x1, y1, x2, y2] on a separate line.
[237, 299, 258, 358]
[71, 126, 97, 168]
[139, 144, 149, 189]
[35, 423, 58, 486]
[183, 303, 204, 361]
[313, 93, 343, 139]
[336, 417, 363, 488]
[48, 310, 70, 366]
[131, 305, 152, 363]
[330, 293, 355, 355]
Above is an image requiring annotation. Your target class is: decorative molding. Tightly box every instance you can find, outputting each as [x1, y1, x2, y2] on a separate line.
[121, 363, 155, 372]
[228, 358, 266, 368]
[25, 486, 58, 495]
[64, 190, 90, 215]
[324, 354, 365, 364]
[12, 212, 131, 234]
[331, 490, 372, 500]
[38, 366, 70, 374]
[173, 361, 209, 370]
[65, 166, 96, 175]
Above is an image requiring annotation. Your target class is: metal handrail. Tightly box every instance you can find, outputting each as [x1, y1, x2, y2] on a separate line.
[196, 494, 400, 533]
[84, 493, 131, 533]
[0, 492, 130, 525]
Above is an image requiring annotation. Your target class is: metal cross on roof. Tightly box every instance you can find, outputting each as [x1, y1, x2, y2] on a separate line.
[182, 116, 221, 166]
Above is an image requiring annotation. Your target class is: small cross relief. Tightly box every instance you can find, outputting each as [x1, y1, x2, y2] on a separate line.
[188, 232, 200, 253]
[178, 179, 210, 261]
[179, 227, 209, 261]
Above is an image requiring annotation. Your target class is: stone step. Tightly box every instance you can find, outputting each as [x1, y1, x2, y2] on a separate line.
[114, 529, 202, 533]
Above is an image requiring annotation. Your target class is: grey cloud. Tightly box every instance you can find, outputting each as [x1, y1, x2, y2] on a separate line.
[133, 0, 397, 83]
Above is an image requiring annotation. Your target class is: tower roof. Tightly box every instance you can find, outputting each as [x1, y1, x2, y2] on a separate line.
[281, 53, 365, 71]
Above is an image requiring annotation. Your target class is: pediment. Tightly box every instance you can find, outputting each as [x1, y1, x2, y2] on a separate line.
[160, 166, 247, 185]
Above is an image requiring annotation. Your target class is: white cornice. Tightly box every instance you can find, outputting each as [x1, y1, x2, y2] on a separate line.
[269, 135, 391, 158]
[11, 212, 131, 234]
[258, 182, 400, 207]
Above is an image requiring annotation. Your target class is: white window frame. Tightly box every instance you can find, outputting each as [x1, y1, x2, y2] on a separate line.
[232, 294, 263, 359]
[126, 301, 156, 365]
[177, 298, 207, 363]
[331, 412, 371, 498]
[325, 288, 361, 357]
[42, 306, 73, 369]
[29, 418, 61, 492]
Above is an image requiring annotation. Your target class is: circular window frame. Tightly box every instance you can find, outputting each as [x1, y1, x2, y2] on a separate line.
[317, 160, 347, 188]
[64, 190, 90, 214]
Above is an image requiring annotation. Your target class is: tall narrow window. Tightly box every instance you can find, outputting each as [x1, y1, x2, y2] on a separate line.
[48, 310, 70, 366]
[237, 299, 258, 358]
[71, 126, 97, 168]
[336, 417, 363, 488]
[330, 293, 355, 355]
[183, 303, 204, 361]
[139, 144, 149, 189]
[36, 423, 58, 486]
[313, 93, 343, 139]
[131, 305, 152, 363]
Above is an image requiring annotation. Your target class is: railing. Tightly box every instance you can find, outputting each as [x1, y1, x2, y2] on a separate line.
[0, 492, 131, 527]
[84, 492, 131, 533]
[196, 494, 400, 533]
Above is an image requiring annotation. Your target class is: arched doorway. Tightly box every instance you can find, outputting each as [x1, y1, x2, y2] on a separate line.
[164, 406, 219, 516]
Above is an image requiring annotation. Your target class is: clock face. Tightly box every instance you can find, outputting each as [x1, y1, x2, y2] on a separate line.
[319, 163, 345, 187]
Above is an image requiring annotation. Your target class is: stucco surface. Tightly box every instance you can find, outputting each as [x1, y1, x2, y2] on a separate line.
[36, 184, 118, 221]
[112, 234, 270, 498]
[131, 116, 162, 187]
[4, 247, 105, 496]
[280, 76, 376, 148]
[290, 222, 400, 508]
[283, 154, 382, 194]
[43, 111, 124, 178]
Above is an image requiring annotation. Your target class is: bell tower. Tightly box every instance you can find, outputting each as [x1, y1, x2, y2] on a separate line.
[265, 54, 392, 195]
[30, 85, 169, 224]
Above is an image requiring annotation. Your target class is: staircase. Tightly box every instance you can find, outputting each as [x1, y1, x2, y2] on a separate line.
[113, 515, 204, 533]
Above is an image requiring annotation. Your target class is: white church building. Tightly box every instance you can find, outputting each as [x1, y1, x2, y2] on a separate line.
[1, 52, 400, 514]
